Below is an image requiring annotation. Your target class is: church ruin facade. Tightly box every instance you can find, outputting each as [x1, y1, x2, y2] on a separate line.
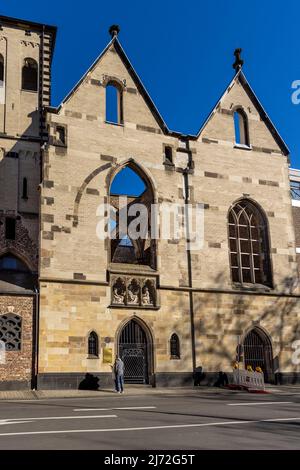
[0, 15, 300, 389]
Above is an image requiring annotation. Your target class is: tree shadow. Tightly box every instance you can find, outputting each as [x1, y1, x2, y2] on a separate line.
[78, 373, 100, 391]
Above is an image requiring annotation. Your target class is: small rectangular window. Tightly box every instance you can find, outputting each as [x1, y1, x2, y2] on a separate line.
[22, 177, 28, 199]
[56, 126, 66, 145]
[164, 146, 173, 164]
[5, 218, 16, 240]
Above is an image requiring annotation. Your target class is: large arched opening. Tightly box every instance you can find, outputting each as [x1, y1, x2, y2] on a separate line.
[109, 161, 156, 269]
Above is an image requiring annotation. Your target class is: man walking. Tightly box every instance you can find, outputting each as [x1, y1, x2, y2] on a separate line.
[114, 355, 125, 393]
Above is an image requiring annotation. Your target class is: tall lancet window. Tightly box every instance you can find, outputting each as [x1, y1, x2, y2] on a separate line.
[106, 82, 123, 124]
[228, 199, 272, 287]
[170, 333, 180, 359]
[0, 54, 4, 87]
[22, 58, 38, 92]
[234, 108, 250, 146]
[88, 331, 99, 357]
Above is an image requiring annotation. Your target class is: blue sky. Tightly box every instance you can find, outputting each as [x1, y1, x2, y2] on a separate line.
[1, 0, 299, 166]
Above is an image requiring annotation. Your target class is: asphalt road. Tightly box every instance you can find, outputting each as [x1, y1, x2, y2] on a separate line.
[0, 389, 299, 450]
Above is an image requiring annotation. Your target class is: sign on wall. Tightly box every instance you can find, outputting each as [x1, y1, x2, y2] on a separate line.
[103, 347, 113, 364]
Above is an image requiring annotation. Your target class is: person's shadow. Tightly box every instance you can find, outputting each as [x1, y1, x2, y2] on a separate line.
[78, 373, 99, 390]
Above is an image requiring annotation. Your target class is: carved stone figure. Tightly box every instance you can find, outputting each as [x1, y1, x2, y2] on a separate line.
[127, 279, 139, 304]
[112, 278, 126, 304]
[128, 289, 139, 304]
[142, 287, 152, 305]
[113, 288, 125, 304]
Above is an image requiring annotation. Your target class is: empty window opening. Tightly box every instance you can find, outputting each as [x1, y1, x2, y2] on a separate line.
[234, 109, 249, 146]
[22, 177, 28, 199]
[164, 146, 173, 164]
[56, 126, 66, 145]
[291, 180, 300, 200]
[109, 163, 155, 268]
[0, 54, 4, 86]
[22, 58, 38, 92]
[110, 166, 146, 197]
[5, 218, 16, 240]
[170, 333, 180, 359]
[228, 200, 272, 287]
[88, 331, 99, 357]
[106, 83, 123, 124]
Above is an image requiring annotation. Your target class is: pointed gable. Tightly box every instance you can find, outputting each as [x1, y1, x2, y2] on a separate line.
[50, 37, 168, 133]
[197, 71, 289, 156]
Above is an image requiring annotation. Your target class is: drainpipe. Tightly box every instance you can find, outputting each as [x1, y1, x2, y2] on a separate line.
[182, 142, 196, 378]
[2, 36, 8, 134]
[33, 24, 46, 391]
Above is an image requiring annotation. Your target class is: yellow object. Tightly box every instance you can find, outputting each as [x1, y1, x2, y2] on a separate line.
[103, 347, 113, 364]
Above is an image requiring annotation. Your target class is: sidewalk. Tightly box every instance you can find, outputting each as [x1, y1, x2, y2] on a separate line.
[0, 385, 246, 401]
[0, 384, 299, 400]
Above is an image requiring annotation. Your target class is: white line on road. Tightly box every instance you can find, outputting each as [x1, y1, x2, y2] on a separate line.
[0, 415, 117, 425]
[1, 416, 300, 437]
[73, 406, 156, 412]
[227, 402, 293, 406]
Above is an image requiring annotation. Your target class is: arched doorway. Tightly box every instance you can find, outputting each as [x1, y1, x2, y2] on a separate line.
[118, 319, 151, 384]
[243, 328, 273, 382]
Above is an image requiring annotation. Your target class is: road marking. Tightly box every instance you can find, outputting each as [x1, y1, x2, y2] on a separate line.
[227, 401, 293, 406]
[1, 416, 300, 437]
[0, 415, 117, 426]
[73, 406, 156, 412]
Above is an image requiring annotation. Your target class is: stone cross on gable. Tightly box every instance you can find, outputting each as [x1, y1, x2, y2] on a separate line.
[233, 48, 244, 72]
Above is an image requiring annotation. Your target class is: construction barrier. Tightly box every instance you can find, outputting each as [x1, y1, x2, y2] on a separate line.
[233, 369, 265, 391]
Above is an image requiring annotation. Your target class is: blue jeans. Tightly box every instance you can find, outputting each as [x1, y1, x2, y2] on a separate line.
[115, 374, 124, 392]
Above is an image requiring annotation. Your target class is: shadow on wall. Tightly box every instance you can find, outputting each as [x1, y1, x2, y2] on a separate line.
[0, 110, 40, 269]
[173, 269, 300, 386]
[78, 373, 100, 390]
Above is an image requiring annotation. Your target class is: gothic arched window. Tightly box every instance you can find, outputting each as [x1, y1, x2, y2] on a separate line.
[0, 54, 4, 86]
[234, 108, 250, 146]
[88, 331, 99, 357]
[0, 313, 22, 351]
[228, 199, 272, 287]
[0, 255, 30, 272]
[170, 333, 180, 359]
[109, 163, 156, 268]
[22, 58, 38, 92]
[106, 82, 123, 124]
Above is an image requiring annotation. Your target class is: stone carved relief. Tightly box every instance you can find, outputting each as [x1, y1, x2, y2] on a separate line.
[142, 279, 155, 306]
[111, 275, 157, 307]
[21, 40, 40, 48]
[127, 279, 140, 305]
[112, 277, 126, 304]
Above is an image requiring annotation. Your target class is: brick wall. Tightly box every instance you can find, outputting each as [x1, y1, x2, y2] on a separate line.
[0, 295, 35, 389]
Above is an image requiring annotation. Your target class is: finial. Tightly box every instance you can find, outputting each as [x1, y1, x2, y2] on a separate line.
[109, 25, 120, 39]
[233, 48, 244, 72]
